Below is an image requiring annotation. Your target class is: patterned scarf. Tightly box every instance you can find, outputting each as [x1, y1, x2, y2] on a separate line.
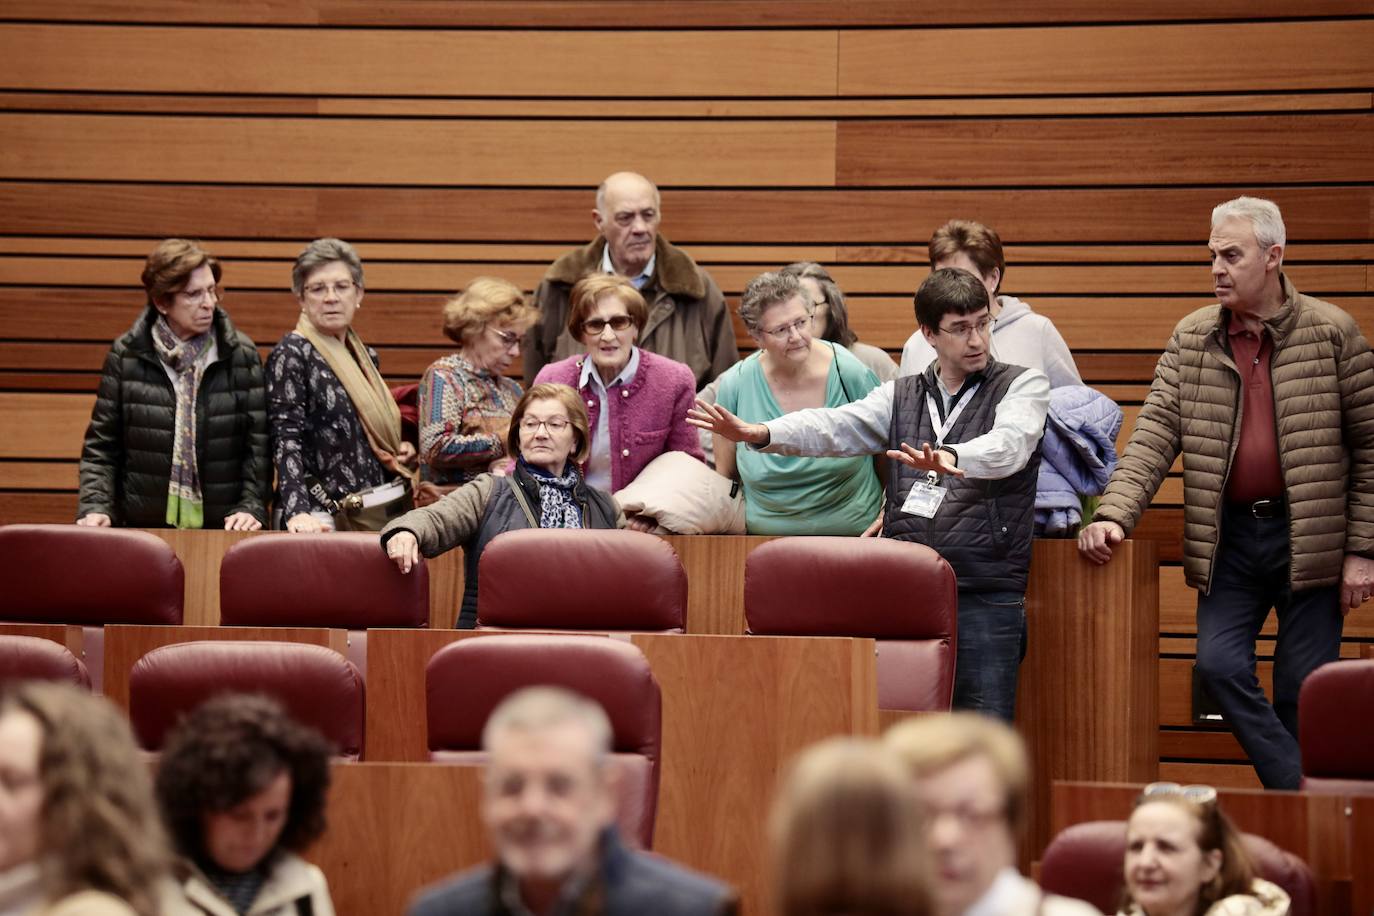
[522, 459, 584, 529]
[152, 315, 213, 528]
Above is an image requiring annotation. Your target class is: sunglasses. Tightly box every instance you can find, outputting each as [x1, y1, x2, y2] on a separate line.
[582, 315, 634, 335]
[1141, 781, 1218, 807]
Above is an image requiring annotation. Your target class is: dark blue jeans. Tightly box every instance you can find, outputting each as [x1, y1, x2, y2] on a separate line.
[952, 589, 1027, 723]
[1195, 504, 1343, 789]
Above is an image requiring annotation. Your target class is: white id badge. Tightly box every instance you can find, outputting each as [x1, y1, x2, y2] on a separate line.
[901, 474, 946, 519]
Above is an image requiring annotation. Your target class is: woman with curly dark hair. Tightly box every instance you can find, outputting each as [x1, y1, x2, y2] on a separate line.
[155, 694, 335, 916]
[0, 681, 172, 916]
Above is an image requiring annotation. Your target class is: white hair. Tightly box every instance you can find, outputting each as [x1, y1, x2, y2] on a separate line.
[1212, 196, 1286, 254]
[481, 686, 612, 760]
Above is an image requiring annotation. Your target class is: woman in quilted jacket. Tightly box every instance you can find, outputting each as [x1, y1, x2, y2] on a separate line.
[77, 239, 268, 530]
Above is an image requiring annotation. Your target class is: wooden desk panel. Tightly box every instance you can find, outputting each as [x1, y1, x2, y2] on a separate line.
[1022, 540, 1159, 862]
[0, 622, 83, 654]
[146, 528, 255, 626]
[102, 624, 348, 711]
[365, 629, 876, 916]
[308, 762, 490, 916]
[1352, 797, 1374, 916]
[1050, 781, 1352, 914]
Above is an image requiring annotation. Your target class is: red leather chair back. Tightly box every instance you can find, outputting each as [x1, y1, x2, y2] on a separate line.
[1299, 658, 1374, 795]
[476, 529, 686, 633]
[744, 537, 957, 711]
[0, 524, 183, 625]
[128, 641, 365, 759]
[220, 533, 429, 629]
[1039, 820, 1317, 916]
[0, 635, 91, 689]
[424, 634, 661, 847]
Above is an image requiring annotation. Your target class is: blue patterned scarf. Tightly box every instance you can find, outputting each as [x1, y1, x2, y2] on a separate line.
[521, 459, 584, 529]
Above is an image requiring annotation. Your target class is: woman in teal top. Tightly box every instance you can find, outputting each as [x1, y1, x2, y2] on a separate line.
[714, 271, 883, 535]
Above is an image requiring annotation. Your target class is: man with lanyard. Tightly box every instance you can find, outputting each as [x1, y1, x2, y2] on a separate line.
[690, 268, 1049, 720]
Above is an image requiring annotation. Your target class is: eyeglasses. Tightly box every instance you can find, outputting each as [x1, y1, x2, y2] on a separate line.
[489, 327, 522, 350]
[1141, 782, 1218, 807]
[937, 316, 993, 340]
[519, 417, 571, 434]
[923, 802, 1007, 833]
[302, 280, 357, 300]
[177, 286, 219, 307]
[582, 315, 634, 336]
[760, 314, 813, 342]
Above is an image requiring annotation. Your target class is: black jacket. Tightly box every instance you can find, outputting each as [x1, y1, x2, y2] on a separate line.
[77, 307, 269, 527]
[884, 359, 1042, 592]
[407, 829, 736, 916]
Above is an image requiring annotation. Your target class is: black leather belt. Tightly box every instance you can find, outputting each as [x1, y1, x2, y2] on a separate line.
[1230, 498, 1284, 519]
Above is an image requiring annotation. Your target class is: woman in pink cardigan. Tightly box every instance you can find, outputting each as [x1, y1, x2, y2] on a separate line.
[533, 273, 704, 529]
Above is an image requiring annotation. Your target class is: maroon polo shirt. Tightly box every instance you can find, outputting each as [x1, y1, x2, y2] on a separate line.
[1224, 321, 1285, 503]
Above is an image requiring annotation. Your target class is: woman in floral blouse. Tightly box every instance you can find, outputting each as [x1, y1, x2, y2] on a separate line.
[416, 277, 537, 504]
[267, 238, 416, 532]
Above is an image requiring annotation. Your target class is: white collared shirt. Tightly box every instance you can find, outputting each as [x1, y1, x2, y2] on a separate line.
[760, 366, 1049, 481]
[600, 245, 656, 289]
[580, 347, 641, 490]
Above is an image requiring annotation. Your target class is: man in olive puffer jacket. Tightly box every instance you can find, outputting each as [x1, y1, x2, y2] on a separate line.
[1079, 197, 1374, 789]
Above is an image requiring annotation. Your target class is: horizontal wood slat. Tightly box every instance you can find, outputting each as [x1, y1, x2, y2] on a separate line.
[3, 0, 1372, 27]
[837, 114, 1374, 187]
[0, 114, 839, 186]
[0, 26, 839, 97]
[3, 184, 1369, 242]
[839, 21, 1374, 96]
[1, 91, 1370, 119]
[4, 0, 1373, 27]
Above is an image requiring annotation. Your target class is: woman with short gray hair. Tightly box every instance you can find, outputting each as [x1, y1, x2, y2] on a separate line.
[708, 271, 883, 535]
[267, 238, 417, 532]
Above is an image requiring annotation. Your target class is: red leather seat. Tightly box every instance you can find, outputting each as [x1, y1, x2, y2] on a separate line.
[425, 634, 661, 848]
[1299, 658, 1374, 795]
[0, 635, 92, 689]
[744, 537, 957, 711]
[128, 641, 365, 760]
[476, 529, 686, 633]
[0, 524, 184, 692]
[0, 524, 184, 624]
[1039, 820, 1317, 916]
[219, 532, 429, 675]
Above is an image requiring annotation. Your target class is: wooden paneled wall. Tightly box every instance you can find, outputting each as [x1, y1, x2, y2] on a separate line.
[1, 2, 1371, 785]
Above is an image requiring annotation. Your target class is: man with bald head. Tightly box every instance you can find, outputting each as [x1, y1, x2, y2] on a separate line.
[526, 171, 736, 388]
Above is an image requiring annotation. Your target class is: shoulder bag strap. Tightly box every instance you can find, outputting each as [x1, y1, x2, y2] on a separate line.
[505, 474, 540, 528]
[830, 342, 854, 403]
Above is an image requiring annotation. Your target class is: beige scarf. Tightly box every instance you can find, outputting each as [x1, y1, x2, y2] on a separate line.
[293, 313, 417, 487]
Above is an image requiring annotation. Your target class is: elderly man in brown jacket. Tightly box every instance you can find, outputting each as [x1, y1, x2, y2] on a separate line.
[524, 171, 737, 390]
[1079, 196, 1374, 789]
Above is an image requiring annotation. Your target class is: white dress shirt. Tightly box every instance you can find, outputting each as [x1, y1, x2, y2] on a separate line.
[600, 246, 656, 290]
[760, 366, 1049, 481]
